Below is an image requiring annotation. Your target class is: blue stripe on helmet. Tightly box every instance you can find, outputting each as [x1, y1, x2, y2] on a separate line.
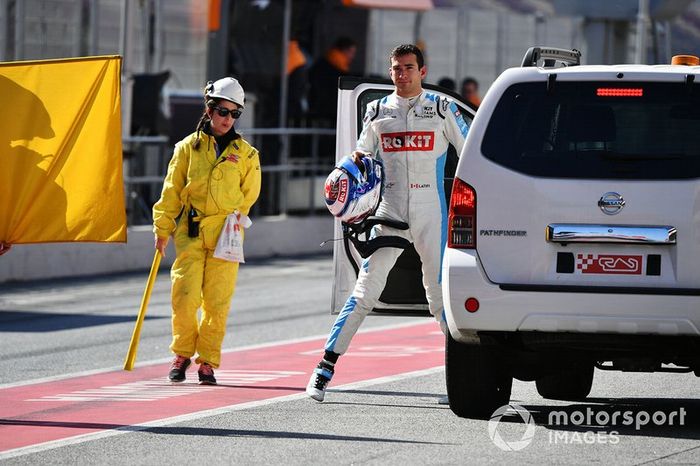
[337, 155, 363, 183]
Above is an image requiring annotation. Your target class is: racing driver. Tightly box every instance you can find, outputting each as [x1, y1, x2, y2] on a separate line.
[307, 43, 470, 401]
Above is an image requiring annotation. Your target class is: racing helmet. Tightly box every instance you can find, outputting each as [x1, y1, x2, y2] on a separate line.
[324, 155, 383, 224]
[205, 77, 245, 108]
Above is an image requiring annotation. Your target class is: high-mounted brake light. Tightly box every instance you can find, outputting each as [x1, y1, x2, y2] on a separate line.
[596, 88, 643, 97]
[448, 178, 476, 249]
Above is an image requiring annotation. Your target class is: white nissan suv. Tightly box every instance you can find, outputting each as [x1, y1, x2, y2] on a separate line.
[443, 47, 700, 418]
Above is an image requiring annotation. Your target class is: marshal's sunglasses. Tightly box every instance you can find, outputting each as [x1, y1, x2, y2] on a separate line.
[212, 106, 242, 119]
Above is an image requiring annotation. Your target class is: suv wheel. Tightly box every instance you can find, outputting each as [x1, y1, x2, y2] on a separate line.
[535, 364, 594, 401]
[445, 334, 512, 419]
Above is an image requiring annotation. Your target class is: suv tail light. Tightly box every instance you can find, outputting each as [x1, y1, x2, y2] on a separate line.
[448, 177, 476, 249]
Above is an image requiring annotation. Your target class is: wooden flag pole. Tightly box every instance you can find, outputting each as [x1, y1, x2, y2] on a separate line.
[123, 250, 162, 371]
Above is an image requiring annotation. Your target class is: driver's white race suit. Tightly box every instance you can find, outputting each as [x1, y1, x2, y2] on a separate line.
[325, 90, 469, 354]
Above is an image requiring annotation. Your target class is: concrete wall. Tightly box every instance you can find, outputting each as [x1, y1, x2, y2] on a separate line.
[365, 7, 578, 95]
[8, 0, 208, 91]
[0, 215, 333, 283]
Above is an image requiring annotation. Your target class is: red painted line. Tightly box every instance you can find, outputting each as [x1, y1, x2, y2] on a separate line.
[0, 323, 443, 453]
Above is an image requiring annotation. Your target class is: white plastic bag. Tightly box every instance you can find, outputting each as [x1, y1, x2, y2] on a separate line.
[213, 212, 252, 263]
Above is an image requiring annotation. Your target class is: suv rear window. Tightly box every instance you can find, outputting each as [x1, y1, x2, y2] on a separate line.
[482, 81, 700, 179]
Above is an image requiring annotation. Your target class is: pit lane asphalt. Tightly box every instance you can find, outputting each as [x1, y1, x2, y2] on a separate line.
[0, 254, 698, 465]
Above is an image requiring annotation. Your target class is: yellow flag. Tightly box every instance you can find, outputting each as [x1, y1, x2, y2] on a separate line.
[0, 55, 126, 244]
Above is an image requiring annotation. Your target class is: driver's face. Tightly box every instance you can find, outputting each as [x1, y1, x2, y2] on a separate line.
[389, 53, 426, 98]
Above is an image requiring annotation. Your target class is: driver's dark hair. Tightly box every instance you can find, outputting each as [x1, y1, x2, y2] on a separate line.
[389, 44, 424, 69]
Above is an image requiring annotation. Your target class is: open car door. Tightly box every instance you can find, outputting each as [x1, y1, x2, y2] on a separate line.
[331, 76, 476, 316]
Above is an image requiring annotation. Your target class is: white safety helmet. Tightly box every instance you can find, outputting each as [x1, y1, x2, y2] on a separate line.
[205, 77, 245, 108]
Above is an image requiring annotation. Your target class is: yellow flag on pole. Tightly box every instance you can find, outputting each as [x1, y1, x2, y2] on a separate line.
[0, 55, 126, 244]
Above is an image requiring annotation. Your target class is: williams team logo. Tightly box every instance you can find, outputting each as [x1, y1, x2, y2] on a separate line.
[380, 131, 435, 152]
[576, 254, 643, 274]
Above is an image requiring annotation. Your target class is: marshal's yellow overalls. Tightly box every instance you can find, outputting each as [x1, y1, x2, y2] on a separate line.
[153, 131, 261, 368]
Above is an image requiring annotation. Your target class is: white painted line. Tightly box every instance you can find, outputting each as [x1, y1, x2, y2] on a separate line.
[27, 371, 306, 403]
[0, 319, 433, 390]
[0, 365, 443, 460]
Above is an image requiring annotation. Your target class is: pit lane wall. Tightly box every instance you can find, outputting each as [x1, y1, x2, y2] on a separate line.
[0, 216, 333, 283]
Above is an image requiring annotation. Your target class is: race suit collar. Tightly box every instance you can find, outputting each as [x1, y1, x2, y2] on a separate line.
[392, 90, 424, 108]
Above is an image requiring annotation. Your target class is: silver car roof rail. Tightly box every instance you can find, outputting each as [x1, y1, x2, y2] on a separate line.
[521, 47, 581, 68]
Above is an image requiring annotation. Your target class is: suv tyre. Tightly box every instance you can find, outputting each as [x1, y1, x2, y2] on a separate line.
[446, 334, 512, 419]
[535, 363, 594, 401]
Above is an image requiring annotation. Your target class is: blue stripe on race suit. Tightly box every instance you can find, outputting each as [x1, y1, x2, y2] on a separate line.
[449, 101, 470, 138]
[436, 152, 447, 284]
[361, 257, 370, 272]
[325, 296, 357, 352]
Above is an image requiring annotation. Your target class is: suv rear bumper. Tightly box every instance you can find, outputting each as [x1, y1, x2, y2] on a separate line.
[442, 248, 700, 344]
